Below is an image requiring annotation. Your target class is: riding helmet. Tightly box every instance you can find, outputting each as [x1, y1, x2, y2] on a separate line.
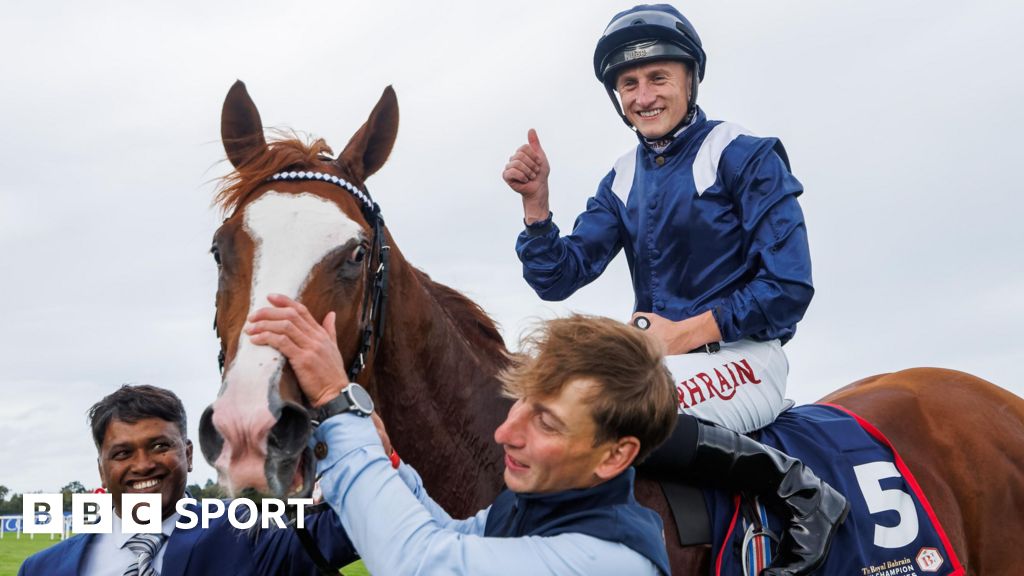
[593, 4, 706, 126]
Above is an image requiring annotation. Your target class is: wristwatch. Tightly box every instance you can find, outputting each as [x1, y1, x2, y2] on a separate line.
[313, 383, 374, 422]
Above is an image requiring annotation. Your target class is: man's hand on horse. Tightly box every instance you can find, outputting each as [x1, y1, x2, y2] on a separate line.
[630, 311, 723, 356]
[502, 128, 551, 224]
[246, 293, 347, 408]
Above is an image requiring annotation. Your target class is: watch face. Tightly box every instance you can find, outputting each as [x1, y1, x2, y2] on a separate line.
[348, 384, 374, 415]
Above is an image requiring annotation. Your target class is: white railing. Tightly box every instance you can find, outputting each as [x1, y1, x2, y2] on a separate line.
[0, 514, 71, 540]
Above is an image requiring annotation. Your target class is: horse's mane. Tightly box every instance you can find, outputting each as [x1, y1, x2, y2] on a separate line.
[413, 267, 508, 360]
[215, 132, 337, 213]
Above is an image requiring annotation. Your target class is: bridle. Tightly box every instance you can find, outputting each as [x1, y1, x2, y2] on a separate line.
[215, 169, 391, 384]
[266, 170, 391, 383]
[213, 169, 392, 575]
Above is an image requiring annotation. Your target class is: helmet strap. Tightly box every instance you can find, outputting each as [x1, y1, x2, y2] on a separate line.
[687, 71, 699, 123]
[605, 84, 637, 131]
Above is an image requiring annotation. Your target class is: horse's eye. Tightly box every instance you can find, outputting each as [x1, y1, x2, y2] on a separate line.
[211, 245, 222, 266]
[349, 244, 367, 265]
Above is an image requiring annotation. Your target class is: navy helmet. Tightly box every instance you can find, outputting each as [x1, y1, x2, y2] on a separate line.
[593, 4, 706, 128]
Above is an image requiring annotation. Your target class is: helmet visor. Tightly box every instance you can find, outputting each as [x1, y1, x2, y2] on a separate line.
[602, 40, 695, 85]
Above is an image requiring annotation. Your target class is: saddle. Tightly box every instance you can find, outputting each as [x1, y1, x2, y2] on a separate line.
[657, 399, 797, 548]
[659, 480, 712, 547]
[659, 480, 783, 576]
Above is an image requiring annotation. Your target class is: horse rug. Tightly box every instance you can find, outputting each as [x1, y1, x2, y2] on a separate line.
[706, 404, 965, 576]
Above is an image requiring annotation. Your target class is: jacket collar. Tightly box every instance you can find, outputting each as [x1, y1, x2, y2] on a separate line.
[490, 468, 670, 575]
[505, 467, 639, 524]
[637, 106, 708, 156]
[54, 533, 95, 576]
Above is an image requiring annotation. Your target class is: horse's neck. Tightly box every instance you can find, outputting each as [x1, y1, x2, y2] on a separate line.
[368, 260, 511, 515]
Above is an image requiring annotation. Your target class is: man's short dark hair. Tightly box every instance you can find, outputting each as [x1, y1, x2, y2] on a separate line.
[88, 384, 188, 448]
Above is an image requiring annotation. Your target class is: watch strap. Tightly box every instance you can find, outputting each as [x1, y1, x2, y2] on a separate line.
[314, 392, 354, 423]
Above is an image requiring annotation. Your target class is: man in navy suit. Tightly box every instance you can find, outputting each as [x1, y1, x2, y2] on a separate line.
[19, 384, 355, 575]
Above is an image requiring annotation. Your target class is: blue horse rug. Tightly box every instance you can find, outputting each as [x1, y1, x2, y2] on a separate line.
[706, 404, 965, 576]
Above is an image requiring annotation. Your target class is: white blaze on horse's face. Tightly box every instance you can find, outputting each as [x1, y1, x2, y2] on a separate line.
[210, 190, 361, 492]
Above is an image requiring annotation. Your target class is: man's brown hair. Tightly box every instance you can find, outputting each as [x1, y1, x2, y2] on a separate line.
[500, 314, 676, 462]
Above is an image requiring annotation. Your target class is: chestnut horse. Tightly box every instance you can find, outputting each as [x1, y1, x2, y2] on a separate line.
[198, 81, 1024, 574]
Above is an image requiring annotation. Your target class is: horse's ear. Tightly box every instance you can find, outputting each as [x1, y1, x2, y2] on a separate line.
[222, 80, 268, 169]
[337, 85, 399, 181]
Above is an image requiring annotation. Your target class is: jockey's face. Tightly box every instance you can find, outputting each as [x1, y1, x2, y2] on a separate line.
[98, 417, 193, 521]
[615, 60, 691, 139]
[494, 378, 624, 494]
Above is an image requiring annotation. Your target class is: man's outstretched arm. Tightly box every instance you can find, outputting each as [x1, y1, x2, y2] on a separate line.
[313, 413, 658, 576]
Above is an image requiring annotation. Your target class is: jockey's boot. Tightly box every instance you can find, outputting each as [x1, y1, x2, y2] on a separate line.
[688, 423, 849, 576]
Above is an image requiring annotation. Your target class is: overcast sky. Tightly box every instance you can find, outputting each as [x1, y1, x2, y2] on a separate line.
[1, 1, 1022, 495]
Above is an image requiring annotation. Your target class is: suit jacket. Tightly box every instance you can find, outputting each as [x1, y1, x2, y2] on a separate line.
[18, 501, 355, 576]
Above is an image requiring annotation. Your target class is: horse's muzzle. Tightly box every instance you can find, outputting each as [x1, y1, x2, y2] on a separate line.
[198, 401, 312, 497]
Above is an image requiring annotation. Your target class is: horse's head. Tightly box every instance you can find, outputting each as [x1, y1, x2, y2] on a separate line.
[198, 80, 398, 496]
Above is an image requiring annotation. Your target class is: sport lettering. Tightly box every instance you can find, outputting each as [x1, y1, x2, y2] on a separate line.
[21, 495, 315, 533]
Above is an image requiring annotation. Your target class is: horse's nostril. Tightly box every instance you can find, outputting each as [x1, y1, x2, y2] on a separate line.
[268, 404, 311, 457]
[198, 405, 224, 465]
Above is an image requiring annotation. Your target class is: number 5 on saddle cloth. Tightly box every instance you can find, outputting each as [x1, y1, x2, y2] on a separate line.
[705, 404, 965, 576]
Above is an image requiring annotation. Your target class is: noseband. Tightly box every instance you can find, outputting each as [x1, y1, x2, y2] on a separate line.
[215, 169, 391, 384]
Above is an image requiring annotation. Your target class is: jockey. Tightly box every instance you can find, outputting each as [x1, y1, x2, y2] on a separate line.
[502, 4, 846, 574]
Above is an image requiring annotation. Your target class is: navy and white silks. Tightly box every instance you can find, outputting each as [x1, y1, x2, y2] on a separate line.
[516, 108, 813, 432]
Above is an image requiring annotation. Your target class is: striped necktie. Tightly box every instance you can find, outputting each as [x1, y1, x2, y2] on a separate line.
[122, 532, 167, 576]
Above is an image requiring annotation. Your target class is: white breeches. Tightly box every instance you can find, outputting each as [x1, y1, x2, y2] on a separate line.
[665, 339, 788, 433]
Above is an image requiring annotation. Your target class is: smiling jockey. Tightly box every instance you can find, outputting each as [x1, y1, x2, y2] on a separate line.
[502, 4, 846, 574]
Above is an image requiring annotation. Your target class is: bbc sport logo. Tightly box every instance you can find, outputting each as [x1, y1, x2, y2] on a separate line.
[22, 494, 314, 533]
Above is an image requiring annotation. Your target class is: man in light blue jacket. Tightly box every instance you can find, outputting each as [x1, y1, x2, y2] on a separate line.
[248, 307, 677, 575]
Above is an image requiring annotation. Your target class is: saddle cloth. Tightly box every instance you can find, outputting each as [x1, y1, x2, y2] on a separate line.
[706, 404, 965, 576]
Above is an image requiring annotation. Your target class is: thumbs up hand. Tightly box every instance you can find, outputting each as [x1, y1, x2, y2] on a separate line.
[502, 129, 551, 223]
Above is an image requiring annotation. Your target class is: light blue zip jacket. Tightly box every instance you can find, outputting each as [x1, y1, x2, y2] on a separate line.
[314, 414, 661, 575]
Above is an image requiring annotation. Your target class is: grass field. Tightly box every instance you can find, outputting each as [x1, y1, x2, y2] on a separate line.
[0, 534, 66, 575]
[0, 535, 370, 575]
